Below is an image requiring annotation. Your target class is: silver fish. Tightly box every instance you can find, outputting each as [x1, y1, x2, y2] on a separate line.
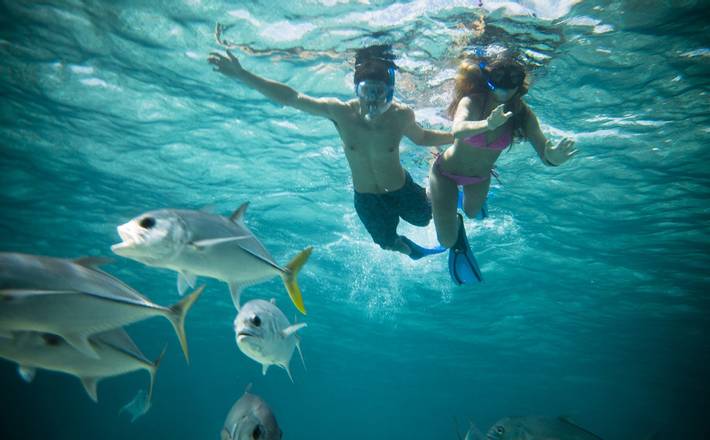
[486, 416, 603, 440]
[111, 203, 312, 314]
[0, 328, 163, 417]
[234, 298, 305, 381]
[221, 384, 282, 440]
[0, 252, 203, 361]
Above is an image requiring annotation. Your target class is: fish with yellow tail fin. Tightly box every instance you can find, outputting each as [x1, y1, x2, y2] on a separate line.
[111, 203, 312, 314]
[0, 252, 203, 362]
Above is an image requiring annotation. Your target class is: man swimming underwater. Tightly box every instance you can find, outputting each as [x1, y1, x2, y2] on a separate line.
[209, 43, 452, 260]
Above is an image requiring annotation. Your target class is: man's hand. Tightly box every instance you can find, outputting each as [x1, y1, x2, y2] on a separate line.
[544, 137, 578, 166]
[208, 50, 243, 78]
[486, 104, 513, 130]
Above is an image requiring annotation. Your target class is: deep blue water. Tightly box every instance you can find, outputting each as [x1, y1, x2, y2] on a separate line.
[1, 1, 709, 439]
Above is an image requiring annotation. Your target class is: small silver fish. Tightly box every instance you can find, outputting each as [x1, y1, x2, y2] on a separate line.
[221, 384, 282, 440]
[0, 252, 203, 362]
[486, 416, 603, 440]
[0, 328, 163, 414]
[234, 298, 306, 381]
[111, 203, 312, 314]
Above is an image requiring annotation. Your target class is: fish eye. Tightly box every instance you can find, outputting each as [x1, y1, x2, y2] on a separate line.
[41, 334, 61, 346]
[139, 216, 156, 229]
[252, 425, 262, 439]
[496, 426, 505, 434]
[251, 315, 261, 327]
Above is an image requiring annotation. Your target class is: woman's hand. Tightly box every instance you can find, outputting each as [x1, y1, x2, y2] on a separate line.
[544, 137, 578, 166]
[486, 104, 513, 130]
[208, 50, 243, 78]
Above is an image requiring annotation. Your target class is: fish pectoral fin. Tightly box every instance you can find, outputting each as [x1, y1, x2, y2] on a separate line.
[261, 363, 270, 376]
[79, 376, 101, 402]
[17, 365, 36, 382]
[64, 333, 101, 359]
[237, 244, 285, 272]
[72, 256, 114, 269]
[281, 323, 307, 338]
[189, 236, 251, 251]
[296, 340, 306, 371]
[229, 282, 242, 310]
[177, 271, 197, 296]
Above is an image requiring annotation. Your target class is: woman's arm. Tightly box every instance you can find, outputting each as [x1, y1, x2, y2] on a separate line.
[208, 50, 344, 119]
[451, 96, 513, 139]
[523, 104, 577, 166]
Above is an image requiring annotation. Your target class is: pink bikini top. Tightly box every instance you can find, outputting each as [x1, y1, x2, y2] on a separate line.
[463, 127, 512, 150]
[462, 94, 513, 151]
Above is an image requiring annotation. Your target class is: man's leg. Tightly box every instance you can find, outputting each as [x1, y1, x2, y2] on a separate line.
[353, 191, 404, 254]
[397, 171, 432, 227]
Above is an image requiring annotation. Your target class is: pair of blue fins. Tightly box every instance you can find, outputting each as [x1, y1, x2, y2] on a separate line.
[402, 190, 485, 285]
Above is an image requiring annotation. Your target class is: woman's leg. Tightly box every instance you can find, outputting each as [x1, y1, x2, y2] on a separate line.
[428, 163, 460, 248]
[462, 177, 491, 219]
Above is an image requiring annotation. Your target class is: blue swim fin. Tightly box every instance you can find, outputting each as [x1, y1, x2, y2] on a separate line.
[457, 190, 490, 220]
[448, 214, 483, 285]
[400, 236, 446, 261]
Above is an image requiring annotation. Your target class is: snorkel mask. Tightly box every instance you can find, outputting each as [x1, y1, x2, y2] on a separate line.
[355, 66, 395, 121]
[480, 61, 524, 100]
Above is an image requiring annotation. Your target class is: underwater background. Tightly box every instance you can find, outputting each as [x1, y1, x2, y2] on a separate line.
[1, 0, 708, 439]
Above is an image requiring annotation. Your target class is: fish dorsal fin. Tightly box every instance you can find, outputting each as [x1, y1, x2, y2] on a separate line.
[80, 376, 101, 402]
[244, 382, 253, 395]
[270, 298, 276, 305]
[230, 202, 249, 223]
[282, 322, 307, 338]
[73, 256, 113, 269]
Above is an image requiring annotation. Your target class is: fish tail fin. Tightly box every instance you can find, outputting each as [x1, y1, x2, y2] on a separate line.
[167, 285, 205, 364]
[281, 246, 313, 315]
[147, 345, 167, 404]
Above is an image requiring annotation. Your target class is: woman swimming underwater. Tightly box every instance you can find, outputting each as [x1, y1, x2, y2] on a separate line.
[429, 50, 577, 284]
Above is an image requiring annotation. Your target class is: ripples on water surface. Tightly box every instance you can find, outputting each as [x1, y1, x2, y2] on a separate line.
[0, 1, 708, 439]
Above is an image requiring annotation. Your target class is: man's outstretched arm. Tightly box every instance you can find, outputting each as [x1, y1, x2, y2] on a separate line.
[401, 108, 453, 147]
[208, 50, 343, 118]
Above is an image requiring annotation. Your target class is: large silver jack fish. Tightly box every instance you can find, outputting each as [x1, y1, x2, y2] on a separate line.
[482, 416, 603, 440]
[0, 328, 163, 417]
[234, 298, 305, 382]
[111, 203, 312, 314]
[0, 252, 203, 362]
[221, 384, 282, 440]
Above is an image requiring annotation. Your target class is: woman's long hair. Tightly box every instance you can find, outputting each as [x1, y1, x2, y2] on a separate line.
[447, 51, 530, 141]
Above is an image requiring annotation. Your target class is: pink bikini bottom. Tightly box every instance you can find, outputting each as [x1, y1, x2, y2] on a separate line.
[434, 154, 491, 186]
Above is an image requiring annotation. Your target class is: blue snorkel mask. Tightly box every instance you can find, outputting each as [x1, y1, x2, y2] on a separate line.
[355, 66, 395, 121]
[479, 61, 524, 92]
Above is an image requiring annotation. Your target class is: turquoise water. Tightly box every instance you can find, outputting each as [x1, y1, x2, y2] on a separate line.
[1, 1, 708, 439]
